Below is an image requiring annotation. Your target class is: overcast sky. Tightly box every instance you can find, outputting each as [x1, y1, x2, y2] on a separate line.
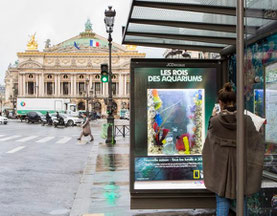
[0, 0, 164, 85]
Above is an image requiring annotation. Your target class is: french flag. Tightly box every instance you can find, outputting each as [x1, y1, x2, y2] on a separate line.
[90, 40, 99, 47]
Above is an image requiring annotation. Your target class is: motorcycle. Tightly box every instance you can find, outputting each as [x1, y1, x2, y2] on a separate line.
[53, 116, 67, 128]
[42, 116, 53, 126]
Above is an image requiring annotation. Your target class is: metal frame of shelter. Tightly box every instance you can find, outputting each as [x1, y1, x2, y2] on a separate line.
[122, 0, 277, 55]
[122, 0, 277, 214]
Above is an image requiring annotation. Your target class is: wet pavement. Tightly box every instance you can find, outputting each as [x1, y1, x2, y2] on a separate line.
[70, 120, 215, 216]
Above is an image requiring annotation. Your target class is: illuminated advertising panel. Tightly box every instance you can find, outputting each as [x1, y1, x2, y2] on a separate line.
[130, 59, 221, 191]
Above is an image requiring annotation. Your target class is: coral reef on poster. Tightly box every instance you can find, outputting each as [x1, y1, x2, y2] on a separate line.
[147, 89, 204, 155]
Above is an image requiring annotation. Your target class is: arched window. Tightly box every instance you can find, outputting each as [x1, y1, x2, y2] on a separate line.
[79, 75, 84, 79]
[47, 74, 52, 79]
[112, 74, 116, 79]
[95, 74, 100, 79]
[28, 74, 33, 79]
[63, 74, 68, 79]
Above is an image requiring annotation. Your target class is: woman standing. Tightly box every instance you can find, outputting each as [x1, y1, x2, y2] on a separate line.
[202, 82, 264, 215]
[77, 113, 94, 142]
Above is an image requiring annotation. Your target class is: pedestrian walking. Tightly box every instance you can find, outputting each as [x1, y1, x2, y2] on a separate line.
[202, 82, 264, 216]
[77, 113, 94, 142]
[46, 111, 51, 124]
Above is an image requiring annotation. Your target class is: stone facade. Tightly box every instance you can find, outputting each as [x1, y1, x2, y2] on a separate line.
[4, 25, 145, 117]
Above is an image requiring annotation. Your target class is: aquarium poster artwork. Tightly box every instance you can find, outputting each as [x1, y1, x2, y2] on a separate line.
[147, 89, 205, 156]
[254, 89, 264, 117]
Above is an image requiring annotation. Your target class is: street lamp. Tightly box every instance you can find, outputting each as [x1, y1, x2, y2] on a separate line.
[104, 6, 116, 144]
[85, 77, 89, 115]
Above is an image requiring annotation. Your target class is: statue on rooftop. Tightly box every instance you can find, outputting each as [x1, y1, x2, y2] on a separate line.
[27, 33, 38, 50]
[85, 19, 92, 32]
[45, 39, 51, 48]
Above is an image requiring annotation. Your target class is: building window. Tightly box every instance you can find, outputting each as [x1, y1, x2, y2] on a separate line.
[47, 74, 52, 79]
[27, 82, 34, 95]
[28, 74, 34, 79]
[112, 74, 116, 79]
[78, 82, 85, 95]
[79, 75, 84, 79]
[46, 82, 53, 95]
[63, 74, 68, 79]
[95, 74, 100, 79]
[126, 82, 130, 95]
[95, 82, 101, 95]
[112, 82, 118, 96]
[63, 82, 69, 95]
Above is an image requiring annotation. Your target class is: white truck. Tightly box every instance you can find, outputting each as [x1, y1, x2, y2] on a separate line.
[16, 98, 78, 118]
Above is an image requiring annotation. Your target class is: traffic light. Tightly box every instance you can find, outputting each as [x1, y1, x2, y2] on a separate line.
[101, 63, 109, 83]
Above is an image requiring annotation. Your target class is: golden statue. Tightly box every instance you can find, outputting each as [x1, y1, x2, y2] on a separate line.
[27, 33, 38, 50]
[126, 45, 137, 51]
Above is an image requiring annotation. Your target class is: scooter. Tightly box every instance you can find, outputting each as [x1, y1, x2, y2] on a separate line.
[42, 117, 53, 126]
[53, 117, 67, 128]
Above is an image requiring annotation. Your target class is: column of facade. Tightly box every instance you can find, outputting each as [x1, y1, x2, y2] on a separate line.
[40, 73, 44, 96]
[89, 74, 93, 111]
[73, 74, 77, 96]
[119, 74, 124, 97]
[71, 75, 74, 97]
[55, 74, 58, 96]
[89, 74, 93, 90]
[36, 74, 39, 97]
[57, 74, 61, 96]
[103, 83, 108, 97]
[22, 75, 26, 96]
[18, 74, 22, 96]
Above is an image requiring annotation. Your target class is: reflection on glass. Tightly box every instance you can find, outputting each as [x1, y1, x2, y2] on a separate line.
[265, 62, 277, 144]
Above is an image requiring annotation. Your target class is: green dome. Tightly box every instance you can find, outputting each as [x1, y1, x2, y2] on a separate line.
[61, 36, 108, 49]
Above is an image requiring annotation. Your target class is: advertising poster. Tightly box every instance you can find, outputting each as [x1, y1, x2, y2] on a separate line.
[264, 62, 277, 177]
[265, 61, 277, 144]
[254, 89, 264, 117]
[131, 60, 221, 191]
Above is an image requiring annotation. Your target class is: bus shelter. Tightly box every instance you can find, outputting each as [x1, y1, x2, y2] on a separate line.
[122, 0, 277, 215]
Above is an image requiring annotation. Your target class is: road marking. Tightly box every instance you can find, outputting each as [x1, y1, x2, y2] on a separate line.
[16, 136, 38, 142]
[56, 137, 72, 144]
[6, 146, 26, 154]
[0, 135, 21, 141]
[36, 136, 55, 143]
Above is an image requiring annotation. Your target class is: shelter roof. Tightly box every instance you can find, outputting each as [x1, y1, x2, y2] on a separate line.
[122, 0, 277, 54]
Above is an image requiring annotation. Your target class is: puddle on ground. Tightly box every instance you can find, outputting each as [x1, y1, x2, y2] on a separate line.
[96, 154, 129, 172]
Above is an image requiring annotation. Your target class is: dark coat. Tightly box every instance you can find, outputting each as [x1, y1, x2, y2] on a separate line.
[202, 111, 264, 199]
[82, 117, 91, 136]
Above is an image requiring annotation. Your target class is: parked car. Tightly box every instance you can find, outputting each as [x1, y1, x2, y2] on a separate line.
[26, 111, 43, 123]
[50, 113, 82, 126]
[78, 111, 100, 120]
[0, 116, 8, 124]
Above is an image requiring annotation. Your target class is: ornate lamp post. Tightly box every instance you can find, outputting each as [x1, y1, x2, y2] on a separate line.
[104, 6, 116, 144]
[85, 77, 89, 115]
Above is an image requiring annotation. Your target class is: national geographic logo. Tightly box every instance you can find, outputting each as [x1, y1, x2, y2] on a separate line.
[166, 63, 186, 67]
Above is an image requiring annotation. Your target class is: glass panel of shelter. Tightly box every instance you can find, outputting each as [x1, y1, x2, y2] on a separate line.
[242, 0, 277, 214]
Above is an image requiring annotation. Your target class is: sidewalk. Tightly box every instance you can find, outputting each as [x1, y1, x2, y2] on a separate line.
[70, 120, 215, 216]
